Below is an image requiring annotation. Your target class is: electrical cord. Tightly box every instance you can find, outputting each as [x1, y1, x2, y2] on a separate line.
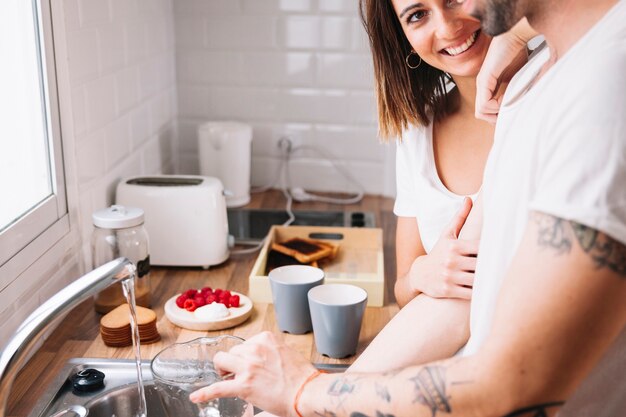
[229, 138, 295, 256]
[286, 145, 365, 205]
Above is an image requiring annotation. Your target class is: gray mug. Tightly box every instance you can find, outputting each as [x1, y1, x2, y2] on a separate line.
[308, 284, 368, 358]
[269, 265, 325, 334]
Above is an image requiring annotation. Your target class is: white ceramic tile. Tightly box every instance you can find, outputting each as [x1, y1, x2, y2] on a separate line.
[321, 17, 352, 50]
[141, 136, 164, 174]
[79, 0, 111, 26]
[110, 0, 139, 21]
[317, 53, 373, 88]
[178, 153, 200, 175]
[124, 21, 148, 64]
[62, 0, 81, 31]
[278, 16, 319, 49]
[150, 90, 173, 132]
[315, 90, 352, 124]
[206, 87, 279, 121]
[352, 17, 370, 52]
[206, 16, 277, 49]
[348, 91, 377, 125]
[84, 75, 117, 131]
[287, 158, 384, 194]
[130, 104, 152, 148]
[318, 0, 358, 13]
[144, 16, 170, 57]
[71, 86, 89, 135]
[177, 120, 201, 152]
[250, 122, 313, 157]
[177, 51, 243, 85]
[104, 116, 131, 170]
[278, 88, 322, 123]
[174, 17, 206, 48]
[313, 125, 382, 162]
[177, 85, 209, 118]
[174, 0, 241, 16]
[66, 29, 99, 82]
[115, 67, 139, 113]
[241, 0, 312, 13]
[241, 52, 314, 86]
[98, 24, 126, 75]
[138, 59, 161, 100]
[76, 129, 106, 186]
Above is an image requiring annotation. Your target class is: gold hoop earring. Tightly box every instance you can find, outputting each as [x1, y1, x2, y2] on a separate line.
[405, 50, 422, 69]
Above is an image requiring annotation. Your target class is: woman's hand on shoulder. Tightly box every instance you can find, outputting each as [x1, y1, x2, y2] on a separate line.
[476, 18, 538, 123]
[408, 198, 478, 300]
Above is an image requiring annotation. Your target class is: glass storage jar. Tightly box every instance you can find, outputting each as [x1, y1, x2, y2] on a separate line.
[92, 205, 151, 314]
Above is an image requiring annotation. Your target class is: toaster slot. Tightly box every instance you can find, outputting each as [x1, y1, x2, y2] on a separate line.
[126, 177, 203, 186]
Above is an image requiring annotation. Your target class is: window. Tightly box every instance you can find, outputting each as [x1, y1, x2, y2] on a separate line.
[0, 0, 68, 272]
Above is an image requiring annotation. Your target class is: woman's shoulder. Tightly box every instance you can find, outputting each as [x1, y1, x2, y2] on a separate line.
[397, 122, 433, 149]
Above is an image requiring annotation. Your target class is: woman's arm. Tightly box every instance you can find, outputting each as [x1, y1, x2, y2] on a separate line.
[394, 216, 427, 307]
[395, 197, 481, 308]
[350, 196, 483, 373]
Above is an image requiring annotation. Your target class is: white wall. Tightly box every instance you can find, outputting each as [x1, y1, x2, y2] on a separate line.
[174, 0, 395, 196]
[0, 0, 178, 342]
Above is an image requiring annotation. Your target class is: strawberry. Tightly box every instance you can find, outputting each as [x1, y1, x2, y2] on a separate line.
[184, 299, 197, 312]
[194, 295, 207, 307]
[175, 294, 188, 308]
[229, 294, 240, 308]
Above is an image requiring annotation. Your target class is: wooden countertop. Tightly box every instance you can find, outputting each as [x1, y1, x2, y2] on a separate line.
[7, 191, 398, 417]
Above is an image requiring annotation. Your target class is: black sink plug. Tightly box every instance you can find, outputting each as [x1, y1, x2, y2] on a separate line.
[70, 368, 105, 394]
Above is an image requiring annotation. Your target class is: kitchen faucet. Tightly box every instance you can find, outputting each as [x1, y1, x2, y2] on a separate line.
[0, 258, 136, 417]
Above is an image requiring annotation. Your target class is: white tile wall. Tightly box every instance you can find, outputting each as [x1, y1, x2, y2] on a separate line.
[174, 0, 394, 196]
[2, 0, 397, 342]
[0, 0, 178, 340]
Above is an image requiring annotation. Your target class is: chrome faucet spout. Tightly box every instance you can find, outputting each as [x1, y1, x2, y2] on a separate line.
[0, 257, 136, 417]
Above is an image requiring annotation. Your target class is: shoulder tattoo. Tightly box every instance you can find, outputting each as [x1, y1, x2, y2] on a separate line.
[533, 212, 626, 277]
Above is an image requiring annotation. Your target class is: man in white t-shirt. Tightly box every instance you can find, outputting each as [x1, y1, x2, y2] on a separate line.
[189, 1, 626, 415]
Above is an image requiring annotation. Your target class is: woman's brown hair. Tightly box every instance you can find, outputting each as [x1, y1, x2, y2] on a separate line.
[359, 0, 452, 140]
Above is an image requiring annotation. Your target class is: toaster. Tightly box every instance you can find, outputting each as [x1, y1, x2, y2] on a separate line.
[116, 175, 229, 268]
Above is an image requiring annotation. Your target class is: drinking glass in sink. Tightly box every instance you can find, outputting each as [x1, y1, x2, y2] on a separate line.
[150, 336, 251, 417]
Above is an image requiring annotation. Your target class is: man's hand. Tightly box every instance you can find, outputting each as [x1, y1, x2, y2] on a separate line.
[475, 18, 537, 123]
[408, 197, 478, 299]
[189, 331, 316, 417]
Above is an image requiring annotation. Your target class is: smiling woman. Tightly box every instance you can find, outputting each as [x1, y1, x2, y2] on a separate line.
[0, 1, 68, 282]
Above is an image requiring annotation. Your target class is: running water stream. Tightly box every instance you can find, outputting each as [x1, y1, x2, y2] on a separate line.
[121, 272, 148, 417]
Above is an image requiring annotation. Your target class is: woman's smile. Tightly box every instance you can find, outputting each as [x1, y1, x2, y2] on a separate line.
[441, 29, 480, 56]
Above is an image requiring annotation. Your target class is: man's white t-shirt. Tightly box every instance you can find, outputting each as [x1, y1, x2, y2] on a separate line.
[463, 1, 626, 413]
[394, 123, 478, 253]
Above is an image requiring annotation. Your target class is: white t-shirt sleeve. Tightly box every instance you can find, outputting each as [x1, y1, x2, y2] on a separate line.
[529, 53, 626, 245]
[393, 137, 421, 217]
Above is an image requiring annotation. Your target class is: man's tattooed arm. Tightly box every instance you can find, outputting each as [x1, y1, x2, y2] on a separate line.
[533, 212, 626, 277]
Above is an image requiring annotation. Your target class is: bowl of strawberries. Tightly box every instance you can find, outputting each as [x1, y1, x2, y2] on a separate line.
[164, 286, 253, 331]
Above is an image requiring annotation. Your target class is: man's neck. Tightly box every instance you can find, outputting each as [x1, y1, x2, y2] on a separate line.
[527, 0, 618, 64]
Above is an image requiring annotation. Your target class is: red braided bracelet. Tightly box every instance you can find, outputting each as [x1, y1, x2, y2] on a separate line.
[294, 369, 327, 417]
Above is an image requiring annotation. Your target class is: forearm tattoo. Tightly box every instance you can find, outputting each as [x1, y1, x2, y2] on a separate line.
[502, 401, 564, 416]
[410, 365, 452, 416]
[375, 382, 391, 402]
[533, 213, 626, 277]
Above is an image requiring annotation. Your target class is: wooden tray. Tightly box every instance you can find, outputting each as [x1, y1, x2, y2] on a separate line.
[248, 225, 385, 307]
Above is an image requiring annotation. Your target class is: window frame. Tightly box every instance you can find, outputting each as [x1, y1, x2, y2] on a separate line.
[0, 0, 69, 287]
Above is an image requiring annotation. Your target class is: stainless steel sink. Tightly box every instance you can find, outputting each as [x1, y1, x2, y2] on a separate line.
[28, 358, 156, 417]
[28, 358, 347, 417]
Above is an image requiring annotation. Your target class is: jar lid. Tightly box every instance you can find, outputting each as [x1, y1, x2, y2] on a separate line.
[92, 205, 144, 229]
